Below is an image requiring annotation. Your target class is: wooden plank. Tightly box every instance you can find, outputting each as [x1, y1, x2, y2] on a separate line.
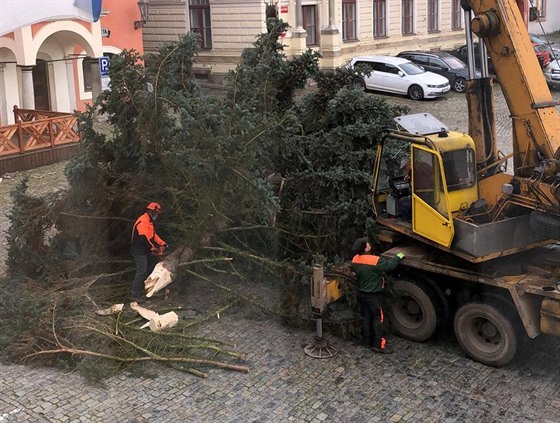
[0, 144, 79, 174]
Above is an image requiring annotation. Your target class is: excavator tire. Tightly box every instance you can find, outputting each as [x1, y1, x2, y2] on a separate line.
[387, 279, 442, 342]
[454, 302, 517, 367]
[530, 211, 560, 240]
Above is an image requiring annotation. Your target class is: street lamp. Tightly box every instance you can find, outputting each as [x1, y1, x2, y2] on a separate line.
[134, 0, 149, 30]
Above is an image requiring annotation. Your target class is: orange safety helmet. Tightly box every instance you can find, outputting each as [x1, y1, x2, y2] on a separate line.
[146, 202, 162, 213]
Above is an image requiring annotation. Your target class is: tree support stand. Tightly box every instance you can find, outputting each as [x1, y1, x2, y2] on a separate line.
[304, 316, 338, 358]
[304, 265, 338, 359]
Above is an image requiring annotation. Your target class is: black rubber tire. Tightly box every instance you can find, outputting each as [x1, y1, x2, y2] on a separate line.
[530, 211, 560, 240]
[454, 302, 517, 367]
[387, 279, 440, 342]
[453, 77, 466, 93]
[408, 84, 424, 101]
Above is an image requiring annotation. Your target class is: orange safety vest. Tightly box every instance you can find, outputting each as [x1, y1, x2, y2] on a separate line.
[131, 212, 165, 254]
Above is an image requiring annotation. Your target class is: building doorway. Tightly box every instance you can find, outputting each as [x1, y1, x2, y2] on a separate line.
[33, 59, 50, 111]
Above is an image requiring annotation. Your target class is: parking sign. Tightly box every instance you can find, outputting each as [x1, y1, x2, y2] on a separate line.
[99, 56, 110, 77]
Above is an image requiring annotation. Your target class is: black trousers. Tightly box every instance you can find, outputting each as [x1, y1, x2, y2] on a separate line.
[358, 291, 387, 349]
[130, 254, 158, 299]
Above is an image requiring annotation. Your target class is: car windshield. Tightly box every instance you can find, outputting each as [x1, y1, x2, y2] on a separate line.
[399, 62, 425, 75]
[442, 56, 466, 70]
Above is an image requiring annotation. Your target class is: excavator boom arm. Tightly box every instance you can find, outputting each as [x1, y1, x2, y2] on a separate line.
[464, 0, 560, 169]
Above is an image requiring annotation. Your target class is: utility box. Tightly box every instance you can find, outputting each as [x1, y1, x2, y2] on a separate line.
[387, 194, 400, 216]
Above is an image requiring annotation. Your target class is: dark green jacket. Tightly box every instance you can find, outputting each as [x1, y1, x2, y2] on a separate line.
[351, 253, 402, 293]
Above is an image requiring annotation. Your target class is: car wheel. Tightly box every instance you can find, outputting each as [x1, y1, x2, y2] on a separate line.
[453, 77, 466, 93]
[408, 84, 424, 101]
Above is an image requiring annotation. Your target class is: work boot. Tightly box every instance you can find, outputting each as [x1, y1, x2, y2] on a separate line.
[130, 296, 146, 304]
[372, 345, 394, 354]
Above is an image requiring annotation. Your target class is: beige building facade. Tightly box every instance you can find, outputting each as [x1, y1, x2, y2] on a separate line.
[141, 0, 556, 83]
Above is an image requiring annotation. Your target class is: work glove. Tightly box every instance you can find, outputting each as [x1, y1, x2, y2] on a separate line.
[396, 252, 406, 259]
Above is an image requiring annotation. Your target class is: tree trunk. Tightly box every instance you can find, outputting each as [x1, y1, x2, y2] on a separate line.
[145, 247, 194, 297]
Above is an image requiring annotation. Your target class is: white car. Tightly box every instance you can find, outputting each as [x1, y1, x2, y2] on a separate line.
[349, 55, 451, 100]
[544, 59, 560, 88]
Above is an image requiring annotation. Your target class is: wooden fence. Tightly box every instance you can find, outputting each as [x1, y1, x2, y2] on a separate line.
[0, 107, 81, 173]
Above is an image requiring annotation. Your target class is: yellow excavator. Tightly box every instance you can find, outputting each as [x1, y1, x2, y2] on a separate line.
[368, 0, 560, 365]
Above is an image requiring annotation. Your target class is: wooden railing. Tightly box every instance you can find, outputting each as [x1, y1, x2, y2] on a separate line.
[0, 106, 80, 157]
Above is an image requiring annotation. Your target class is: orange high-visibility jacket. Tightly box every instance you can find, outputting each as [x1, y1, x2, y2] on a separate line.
[351, 254, 402, 293]
[131, 212, 166, 255]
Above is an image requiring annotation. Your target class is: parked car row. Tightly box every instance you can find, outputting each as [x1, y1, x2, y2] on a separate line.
[349, 35, 559, 101]
[530, 33, 560, 60]
[396, 51, 477, 93]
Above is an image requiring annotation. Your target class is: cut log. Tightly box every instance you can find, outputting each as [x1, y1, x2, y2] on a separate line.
[144, 247, 195, 298]
[130, 302, 159, 321]
[144, 262, 174, 298]
[149, 311, 179, 332]
[131, 303, 179, 332]
[94, 303, 124, 316]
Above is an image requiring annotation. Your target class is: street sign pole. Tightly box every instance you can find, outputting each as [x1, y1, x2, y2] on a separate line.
[99, 56, 111, 91]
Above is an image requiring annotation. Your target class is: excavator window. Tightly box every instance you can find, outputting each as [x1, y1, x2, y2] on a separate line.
[441, 148, 476, 191]
[411, 147, 450, 218]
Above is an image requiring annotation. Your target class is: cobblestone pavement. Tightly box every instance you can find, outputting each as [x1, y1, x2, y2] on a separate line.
[0, 161, 68, 276]
[2, 83, 560, 423]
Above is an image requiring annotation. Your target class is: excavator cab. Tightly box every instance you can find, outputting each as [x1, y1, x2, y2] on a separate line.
[372, 113, 478, 248]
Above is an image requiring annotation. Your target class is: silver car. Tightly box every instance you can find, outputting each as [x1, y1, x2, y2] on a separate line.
[544, 59, 560, 88]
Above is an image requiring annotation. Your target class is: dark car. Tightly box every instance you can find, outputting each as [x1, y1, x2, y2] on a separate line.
[444, 43, 496, 76]
[447, 42, 550, 75]
[397, 51, 476, 93]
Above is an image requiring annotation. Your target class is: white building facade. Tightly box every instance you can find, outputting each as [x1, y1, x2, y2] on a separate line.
[142, 0, 559, 83]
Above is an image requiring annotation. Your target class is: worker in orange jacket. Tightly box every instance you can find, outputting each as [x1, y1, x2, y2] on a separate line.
[352, 237, 405, 354]
[130, 202, 167, 303]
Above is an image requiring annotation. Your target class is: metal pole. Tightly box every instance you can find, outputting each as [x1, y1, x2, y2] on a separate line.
[316, 318, 323, 338]
[464, 11, 477, 79]
[479, 38, 489, 77]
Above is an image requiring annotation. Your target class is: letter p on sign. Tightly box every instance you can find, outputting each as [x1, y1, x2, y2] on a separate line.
[99, 56, 110, 77]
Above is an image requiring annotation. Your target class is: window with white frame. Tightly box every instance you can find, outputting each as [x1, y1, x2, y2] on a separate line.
[452, 0, 462, 29]
[373, 0, 387, 37]
[302, 5, 318, 46]
[428, 0, 439, 31]
[402, 0, 414, 34]
[82, 53, 115, 93]
[342, 0, 357, 41]
[189, 0, 212, 49]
